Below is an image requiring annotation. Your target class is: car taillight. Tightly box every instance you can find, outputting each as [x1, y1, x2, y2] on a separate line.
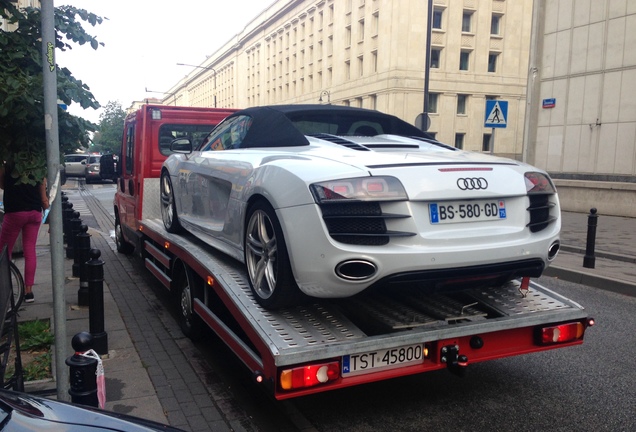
[310, 176, 408, 203]
[280, 361, 340, 391]
[524, 172, 556, 194]
[538, 319, 594, 345]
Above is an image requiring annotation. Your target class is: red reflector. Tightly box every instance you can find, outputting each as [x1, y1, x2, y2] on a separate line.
[366, 182, 385, 192]
[541, 322, 585, 344]
[333, 185, 349, 195]
[280, 361, 340, 391]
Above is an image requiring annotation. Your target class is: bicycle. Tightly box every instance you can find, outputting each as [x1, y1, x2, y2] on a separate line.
[7, 262, 24, 316]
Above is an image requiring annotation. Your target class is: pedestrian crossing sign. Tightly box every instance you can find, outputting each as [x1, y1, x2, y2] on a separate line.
[485, 100, 508, 128]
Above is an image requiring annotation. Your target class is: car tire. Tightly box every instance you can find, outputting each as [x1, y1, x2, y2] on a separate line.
[115, 216, 134, 255]
[160, 170, 183, 233]
[244, 200, 303, 309]
[174, 260, 203, 341]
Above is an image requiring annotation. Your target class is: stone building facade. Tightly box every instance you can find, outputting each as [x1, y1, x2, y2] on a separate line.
[525, 0, 636, 217]
[166, 0, 532, 160]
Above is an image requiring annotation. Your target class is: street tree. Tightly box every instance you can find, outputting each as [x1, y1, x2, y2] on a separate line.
[0, 0, 104, 184]
[91, 101, 126, 154]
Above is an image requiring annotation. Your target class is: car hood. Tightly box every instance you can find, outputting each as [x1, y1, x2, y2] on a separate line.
[0, 389, 183, 431]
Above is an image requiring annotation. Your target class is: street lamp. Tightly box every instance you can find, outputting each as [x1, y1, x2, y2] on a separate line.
[177, 62, 217, 107]
[318, 90, 331, 104]
[145, 87, 177, 105]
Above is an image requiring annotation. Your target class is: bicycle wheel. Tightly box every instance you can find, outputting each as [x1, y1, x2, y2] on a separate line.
[8, 261, 24, 314]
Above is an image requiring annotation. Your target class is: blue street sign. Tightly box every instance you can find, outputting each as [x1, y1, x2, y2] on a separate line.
[485, 100, 508, 128]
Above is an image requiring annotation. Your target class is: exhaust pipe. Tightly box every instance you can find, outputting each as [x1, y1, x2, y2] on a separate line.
[548, 241, 560, 261]
[335, 260, 377, 281]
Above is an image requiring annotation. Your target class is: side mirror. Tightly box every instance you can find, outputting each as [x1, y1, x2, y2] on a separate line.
[171, 138, 192, 154]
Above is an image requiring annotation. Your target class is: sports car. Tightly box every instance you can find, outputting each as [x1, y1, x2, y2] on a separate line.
[161, 105, 561, 309]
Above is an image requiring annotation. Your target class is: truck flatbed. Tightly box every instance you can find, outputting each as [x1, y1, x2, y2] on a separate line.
[142, 219, 587, 368]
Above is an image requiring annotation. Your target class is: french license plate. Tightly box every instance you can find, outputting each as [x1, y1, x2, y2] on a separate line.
[429, 199, 506, 224]
[342, 344, 424, 377]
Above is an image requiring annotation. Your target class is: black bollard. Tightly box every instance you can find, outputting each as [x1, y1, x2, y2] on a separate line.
[583, 208, 598, 269]
[75, 225, 92, 305]
[87, 249, 108, 355]
[62, 201, 73, 244]
[67, 211, 82, 259]
[66, 332, 99, 407]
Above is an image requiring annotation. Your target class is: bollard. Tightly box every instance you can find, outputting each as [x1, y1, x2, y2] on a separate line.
[87, 249, 108, 355]
[67, 211, 81, 259]
[62, 200, 73, 244]
[583, 208, 598, 269]
[66, 332, 99, 407]
[75, 225, 92, 305]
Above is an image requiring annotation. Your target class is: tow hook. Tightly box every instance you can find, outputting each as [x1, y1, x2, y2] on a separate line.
[441, 345, 468, 377]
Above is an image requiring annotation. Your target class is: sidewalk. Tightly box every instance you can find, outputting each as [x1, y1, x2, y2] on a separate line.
[544, 210, 636, 297]
[9, 195, 636, 431]
[16, 226, 169, 423]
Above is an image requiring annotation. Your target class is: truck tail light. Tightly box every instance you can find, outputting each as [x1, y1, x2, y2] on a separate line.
[538, 319, 594, 345]
[280, 361, 340, 391]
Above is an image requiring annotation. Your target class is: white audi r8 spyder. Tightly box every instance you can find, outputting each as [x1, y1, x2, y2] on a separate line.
[161, 105, 560, 309]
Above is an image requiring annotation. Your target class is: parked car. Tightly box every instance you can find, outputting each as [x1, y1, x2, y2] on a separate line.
[161, 105, 561, 309]
[0, 388, 184, 431]
[85, 154, 102, 183]
[63, 154, 88, 177]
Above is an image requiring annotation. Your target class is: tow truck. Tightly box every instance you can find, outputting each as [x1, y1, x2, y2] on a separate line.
[107, 104, 593, 400]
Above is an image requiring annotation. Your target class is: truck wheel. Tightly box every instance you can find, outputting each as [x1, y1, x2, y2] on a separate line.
[244, 200, 302, 309]
[115, 217, 134, 255]
[160, 171, 183, 233]
[174, 261, 203, 340]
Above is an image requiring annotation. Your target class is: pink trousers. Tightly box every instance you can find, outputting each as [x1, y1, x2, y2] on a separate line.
[0, 210, 42, 286]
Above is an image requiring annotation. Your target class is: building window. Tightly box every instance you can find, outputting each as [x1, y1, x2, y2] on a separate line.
[462, 11, 473, 33]
[482, 133, 492, 152]
[460, 51, 470, 71]
[491, 15, 501, 35]
[371, 50, 378, 72]
[455, 133, 465, 149]
[432, 8, 443, 30]
[431, 48, 441, 68]
[372, 12, 379, 36]
[488, 53, 499, 73]
[428, 93, 439, 114]
[345, 26, 352, 47]
[345, 60, 351, 80]
[457, 94, 467, 114]
[358, 55, 364, 76]
[359, 19, 365, 41]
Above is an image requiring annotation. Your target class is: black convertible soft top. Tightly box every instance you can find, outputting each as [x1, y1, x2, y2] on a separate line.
[221, 104, 431, 148]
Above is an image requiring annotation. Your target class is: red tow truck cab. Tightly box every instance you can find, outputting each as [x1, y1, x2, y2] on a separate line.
[110, 104, 236, 253]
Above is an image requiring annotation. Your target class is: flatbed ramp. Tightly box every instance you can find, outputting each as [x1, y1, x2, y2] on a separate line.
[142, 220, 587, 368]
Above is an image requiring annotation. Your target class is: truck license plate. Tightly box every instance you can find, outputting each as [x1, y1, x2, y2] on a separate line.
[342, 344, 424, 377]
[429, 199, 506, 224]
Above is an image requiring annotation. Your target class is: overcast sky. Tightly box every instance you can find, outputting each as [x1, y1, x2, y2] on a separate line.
[56, 0, 272, 123]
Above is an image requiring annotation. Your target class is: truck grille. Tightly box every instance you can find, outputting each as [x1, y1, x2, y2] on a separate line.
[319, 202, 414, 245]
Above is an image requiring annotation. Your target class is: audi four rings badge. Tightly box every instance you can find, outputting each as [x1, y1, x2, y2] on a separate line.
[457, 177, 488, 190]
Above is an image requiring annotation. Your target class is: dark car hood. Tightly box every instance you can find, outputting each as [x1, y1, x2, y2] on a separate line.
[0, 389, 182, 431]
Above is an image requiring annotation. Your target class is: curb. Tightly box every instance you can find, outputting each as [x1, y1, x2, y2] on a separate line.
[543, 265, 636, 298]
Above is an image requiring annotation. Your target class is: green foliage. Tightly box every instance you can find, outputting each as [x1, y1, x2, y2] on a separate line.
[0, 0, 104, 183]
[92, 101, 126, 154]
[23, 352, 52, 381]
[18, 319, 55, 350]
